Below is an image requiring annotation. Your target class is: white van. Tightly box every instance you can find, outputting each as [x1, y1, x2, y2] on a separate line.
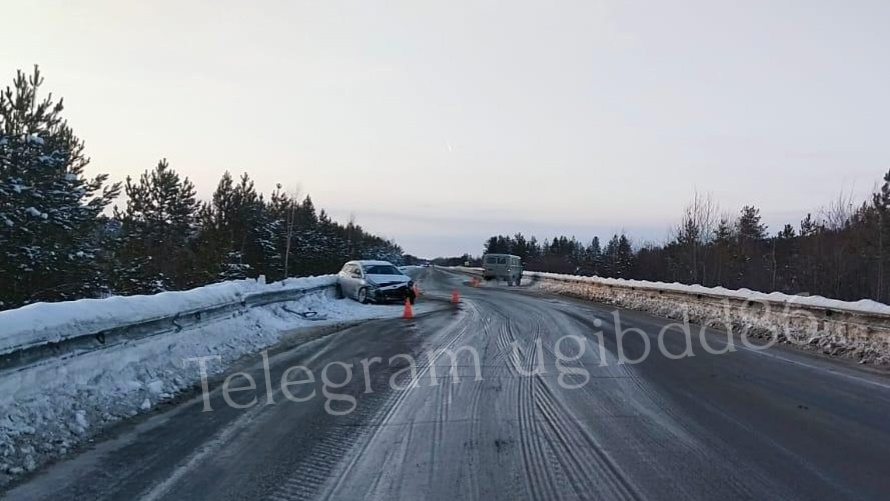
[482, 253, 522, 285]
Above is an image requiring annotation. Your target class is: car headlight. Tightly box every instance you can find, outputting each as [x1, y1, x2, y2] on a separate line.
[408, 280, 414, 288]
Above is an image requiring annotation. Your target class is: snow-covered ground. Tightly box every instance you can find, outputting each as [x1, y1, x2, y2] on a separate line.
[0, 276, 425, 481]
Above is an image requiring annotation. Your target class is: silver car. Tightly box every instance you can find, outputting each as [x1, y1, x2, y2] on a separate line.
[336, 260, 416, 304]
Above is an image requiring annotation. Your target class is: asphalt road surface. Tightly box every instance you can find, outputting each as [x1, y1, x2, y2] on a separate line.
[7, 268, 890, 500]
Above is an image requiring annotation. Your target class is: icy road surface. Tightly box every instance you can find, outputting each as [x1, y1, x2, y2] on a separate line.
[7, 268, 890, 500]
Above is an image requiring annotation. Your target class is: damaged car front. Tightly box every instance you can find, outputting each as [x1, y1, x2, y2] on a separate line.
[362, 263, 416, 304]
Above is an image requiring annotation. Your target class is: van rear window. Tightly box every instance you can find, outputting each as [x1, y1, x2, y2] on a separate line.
[497, 257, 506, 264]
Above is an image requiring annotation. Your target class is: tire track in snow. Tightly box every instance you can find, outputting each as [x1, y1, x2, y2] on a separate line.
[265, 373, 402, 501]
[312, 306, 479, 500]
[515, 329, 559, 501]
[533, 376, 642, 500]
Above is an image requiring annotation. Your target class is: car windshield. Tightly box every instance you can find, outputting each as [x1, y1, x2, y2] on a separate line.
[363, 265, 402, 275]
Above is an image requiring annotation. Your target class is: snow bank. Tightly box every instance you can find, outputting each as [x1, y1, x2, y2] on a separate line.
[454, 267, 890, 317]
[526, 271, 890, 317]
[0, 275, 336, 356]
[451, 266, 890, 365]
[0, 284, 418, 482]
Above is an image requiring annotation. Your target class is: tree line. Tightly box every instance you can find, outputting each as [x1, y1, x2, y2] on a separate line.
[0, 67, 402, 310]
[480, 233, 634, 277]
[479, 182, 890, 304]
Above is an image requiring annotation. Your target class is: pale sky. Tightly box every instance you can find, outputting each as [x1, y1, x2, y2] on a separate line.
[3, 1, 889, 257]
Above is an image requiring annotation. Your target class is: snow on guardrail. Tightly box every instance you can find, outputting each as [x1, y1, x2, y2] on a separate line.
[0, 275, 337, 358]
[452, 267, 890, 317]
[451, 265, 890, 367]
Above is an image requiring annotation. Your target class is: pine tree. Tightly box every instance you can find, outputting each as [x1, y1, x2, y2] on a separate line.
[674, 215, 701, 282]
[512, 233, 529, 261]
[710, 217, 735, 285]
[113, 159, 199, 293]
[616, 234, 634, 277]
[295, 196, 323, 275]
[527, 236, 540, 260]
[800, 213, 819, 237]
[266, 184, 294, 279]
[737, 205, 767, 242]
[0, 66, 120, 308]
[869, 169, 890, 301]
[198, 172, 278, 281]
[586, 236, 602, 275]
[483, 235, 508, 255]
[773, 224, 799, 291]
[603, 234, 620, 277]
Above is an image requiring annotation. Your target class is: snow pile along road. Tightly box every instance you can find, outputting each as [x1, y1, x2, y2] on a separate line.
[0, 275, 333, 357]
[456, 266, 890, 317]
[523, 270, 890, 317]
[518, 270, 890, 365]
[452, 267, 890, 365]
[0, 276, 411, 483]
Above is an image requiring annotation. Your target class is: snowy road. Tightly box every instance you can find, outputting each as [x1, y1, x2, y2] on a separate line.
[7, 268, 890, 500]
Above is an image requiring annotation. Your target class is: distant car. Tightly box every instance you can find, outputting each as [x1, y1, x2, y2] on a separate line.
[421, 262, 432, 268]
[337, 260, 416, 304]
[482, 253, 523, 285]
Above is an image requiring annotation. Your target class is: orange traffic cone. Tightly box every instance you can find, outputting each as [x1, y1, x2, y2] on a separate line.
[451, 289, 460, 304]
[403, 297, 413, 319]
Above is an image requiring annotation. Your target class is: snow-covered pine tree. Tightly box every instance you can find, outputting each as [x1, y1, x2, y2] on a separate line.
[231, 173, 279, 276]
[266, 185, 404, 277]
[265, 184, 291, 279]
[0, 66, 120, 309]
[267, 185, 314, 279]
[288, 196, 325, 276]
[198, 171, 279, 281]
[113, 159, 199, 293]
[616, 234, 634, 277]
[315, 208, 345, 271]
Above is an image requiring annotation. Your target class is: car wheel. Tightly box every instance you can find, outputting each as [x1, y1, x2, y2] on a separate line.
[515, 276, 521, 286]
[357, 287, 369, 304]
[335, 284, 345, 299]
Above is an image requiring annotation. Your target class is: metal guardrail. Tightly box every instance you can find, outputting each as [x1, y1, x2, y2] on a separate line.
[448, 266, 890, 322]
[0, 284, 335, 375]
